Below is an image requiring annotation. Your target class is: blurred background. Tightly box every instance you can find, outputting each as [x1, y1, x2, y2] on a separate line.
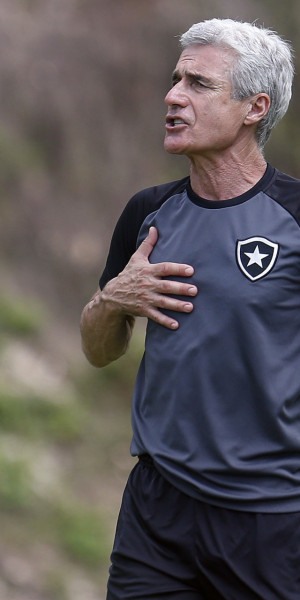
[0, 0, 299, 598]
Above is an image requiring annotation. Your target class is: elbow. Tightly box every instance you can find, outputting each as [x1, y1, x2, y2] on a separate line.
[81, 341, 127, 369]
[79, 299, 134, 368]
[81, 342, 108, 368]
[82, 351, 107, 369]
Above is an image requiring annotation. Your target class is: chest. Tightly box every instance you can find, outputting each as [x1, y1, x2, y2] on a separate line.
[140, 193, 300, 308]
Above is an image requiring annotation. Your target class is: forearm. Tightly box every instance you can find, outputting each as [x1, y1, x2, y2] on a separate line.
[80, 288, 135, 368]
[81, 226, 197, 367]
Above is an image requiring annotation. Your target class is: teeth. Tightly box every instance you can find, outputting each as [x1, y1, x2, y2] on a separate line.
[173, 119, 184, 125]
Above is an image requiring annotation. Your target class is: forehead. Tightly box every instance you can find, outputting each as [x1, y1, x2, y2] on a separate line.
[176, 44, 235, 83]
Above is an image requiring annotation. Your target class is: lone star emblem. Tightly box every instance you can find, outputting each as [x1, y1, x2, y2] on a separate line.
[244, 245, 269, 268]
[236, 237, 279, 281]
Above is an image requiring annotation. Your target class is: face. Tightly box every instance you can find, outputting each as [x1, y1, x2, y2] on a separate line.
[164, 44, 252, 159]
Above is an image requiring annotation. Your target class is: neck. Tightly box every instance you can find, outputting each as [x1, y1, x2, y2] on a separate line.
[189, 147, 267, 201]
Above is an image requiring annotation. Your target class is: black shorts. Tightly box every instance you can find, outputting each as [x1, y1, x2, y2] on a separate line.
[106, 455, 300, 600]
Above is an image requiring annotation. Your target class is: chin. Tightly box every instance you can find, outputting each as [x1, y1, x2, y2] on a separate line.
[164, 140, 185, 155]
[164, 133, 190, 155]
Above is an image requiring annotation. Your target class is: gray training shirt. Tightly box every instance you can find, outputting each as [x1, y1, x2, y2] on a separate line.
[100, 164, 300, 513]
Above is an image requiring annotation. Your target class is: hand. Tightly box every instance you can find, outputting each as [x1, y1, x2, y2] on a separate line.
[102, 226, 198, 330]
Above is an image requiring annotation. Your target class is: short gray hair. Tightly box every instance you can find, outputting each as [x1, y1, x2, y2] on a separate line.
[180, 19, 294, 148]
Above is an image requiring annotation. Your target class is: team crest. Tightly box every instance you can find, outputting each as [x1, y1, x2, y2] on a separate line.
[236, 237, 279, 281]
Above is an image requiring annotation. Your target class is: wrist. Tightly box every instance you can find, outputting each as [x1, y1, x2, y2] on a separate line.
[101, 275, 134, 318]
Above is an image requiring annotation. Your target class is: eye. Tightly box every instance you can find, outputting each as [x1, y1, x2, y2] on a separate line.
[191, 78, 206, 89]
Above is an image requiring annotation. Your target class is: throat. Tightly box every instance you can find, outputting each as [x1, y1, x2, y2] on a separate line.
[190, 158, 267, 201]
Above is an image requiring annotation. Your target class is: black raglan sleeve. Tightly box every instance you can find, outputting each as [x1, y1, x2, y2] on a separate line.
[99, 177, 189, 290]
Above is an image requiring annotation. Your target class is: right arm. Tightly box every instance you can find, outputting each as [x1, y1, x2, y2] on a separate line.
[80, 226, 197, 367]
[80, 288, 135, 368]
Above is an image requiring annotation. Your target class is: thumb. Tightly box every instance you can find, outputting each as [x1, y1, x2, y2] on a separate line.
[136, 226, 158, 259]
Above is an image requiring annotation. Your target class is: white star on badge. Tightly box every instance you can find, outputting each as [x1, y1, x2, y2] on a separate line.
[244, 245, 269, 268]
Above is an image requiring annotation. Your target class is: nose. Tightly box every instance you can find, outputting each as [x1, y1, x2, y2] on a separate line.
[164, 82, 188, 107]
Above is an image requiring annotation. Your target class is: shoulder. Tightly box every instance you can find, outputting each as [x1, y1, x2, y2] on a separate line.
[265, 168, 300, 225]
[124, 176, 190, 219]
[99, 176, 189, 288]
[113, 175, 190, 256]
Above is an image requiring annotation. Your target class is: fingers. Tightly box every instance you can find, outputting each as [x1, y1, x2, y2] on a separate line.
[135, 228, 195, 281]
[137, 226, 158, 259]
[154, 278, 197, 297]
[145, 296, 194, 330]
[152, 294, 194, 313]
[108, 226, 198, 330]
[150, 261, 194, 278]
[139, 277, 198, 329]
[145, 306, 181, 330]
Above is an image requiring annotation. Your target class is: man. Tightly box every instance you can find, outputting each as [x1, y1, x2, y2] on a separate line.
[80, 18, 300, 600]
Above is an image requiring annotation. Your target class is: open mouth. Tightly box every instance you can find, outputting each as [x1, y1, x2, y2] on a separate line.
[166, 116, 186, 127]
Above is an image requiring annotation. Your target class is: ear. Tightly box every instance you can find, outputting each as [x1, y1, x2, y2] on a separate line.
[244, 93, 271, 126]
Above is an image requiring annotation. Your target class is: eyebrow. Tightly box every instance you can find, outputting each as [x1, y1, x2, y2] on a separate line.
[171, 69, 213, 87]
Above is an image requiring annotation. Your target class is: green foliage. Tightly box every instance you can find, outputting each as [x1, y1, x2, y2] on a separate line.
[0, 456, 33, 511]
[55, 505, 110, 568]
[0, 389, 86, 443]
[0, 296, 42, 337]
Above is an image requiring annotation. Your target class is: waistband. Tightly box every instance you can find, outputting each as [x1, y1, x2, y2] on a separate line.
[138, 454, 154, 466]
